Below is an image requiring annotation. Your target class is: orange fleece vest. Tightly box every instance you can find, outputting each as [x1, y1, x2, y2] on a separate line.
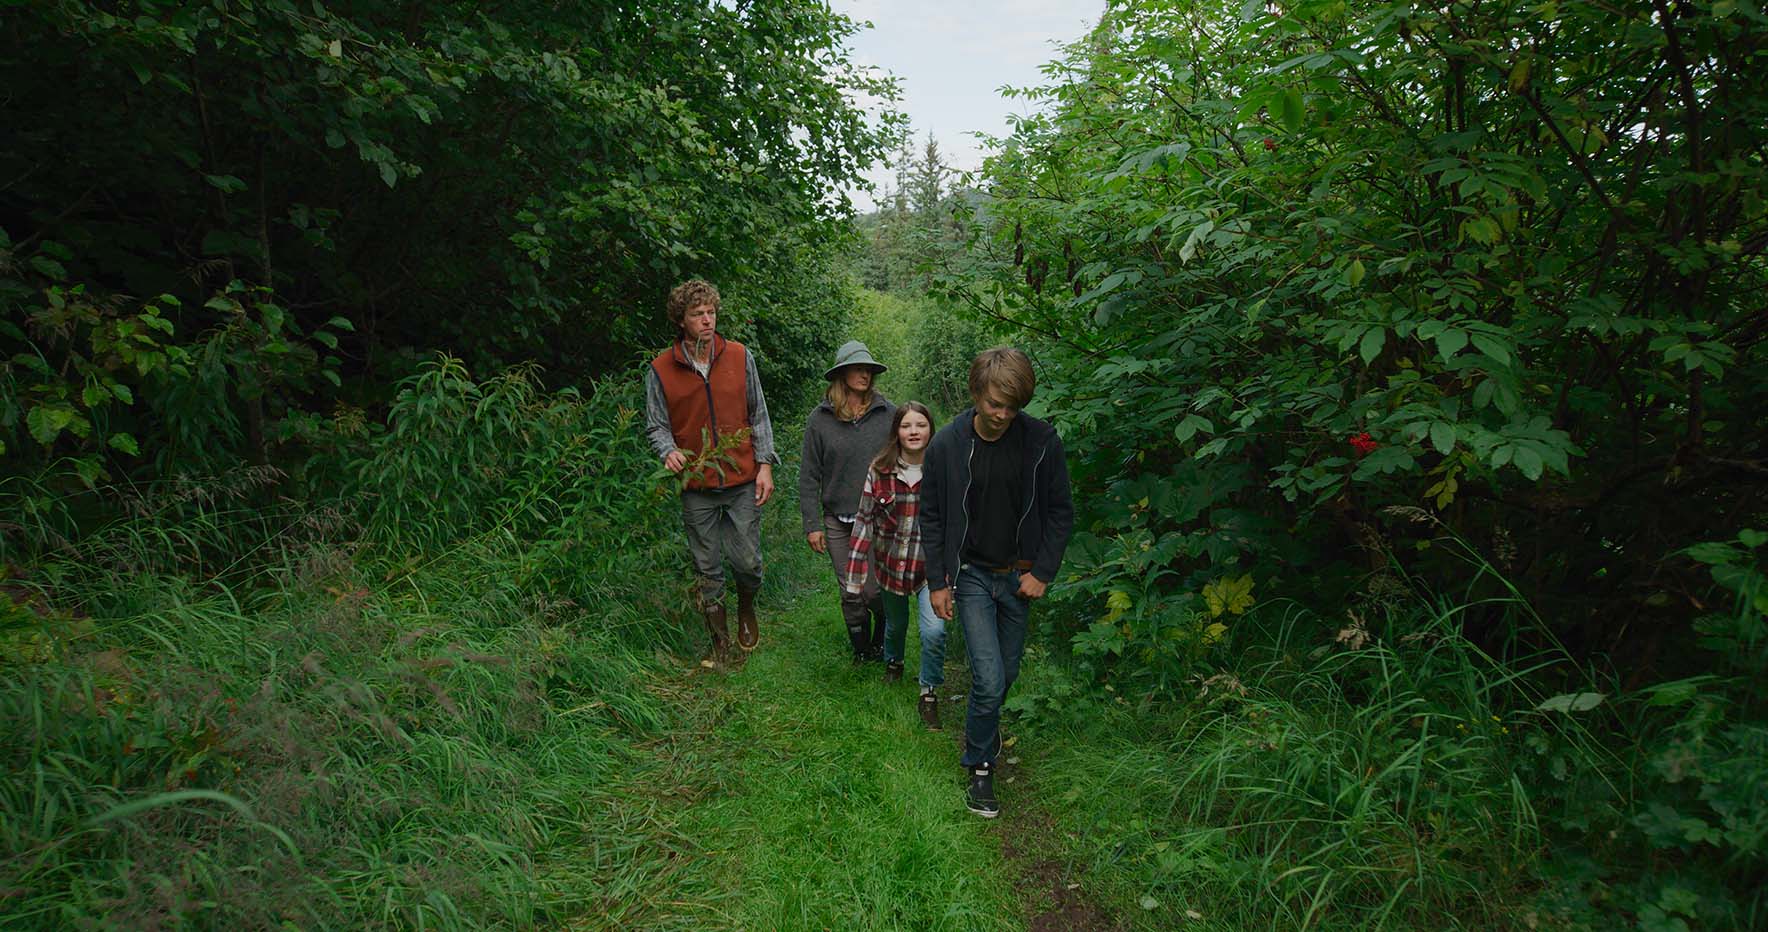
[650, 335, 759, 491]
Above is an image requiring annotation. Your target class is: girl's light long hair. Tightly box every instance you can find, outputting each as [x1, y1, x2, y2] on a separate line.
[870, 402, 936, 475]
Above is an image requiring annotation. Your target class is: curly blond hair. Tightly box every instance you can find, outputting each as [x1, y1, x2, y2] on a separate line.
[666, 279, 721, 331]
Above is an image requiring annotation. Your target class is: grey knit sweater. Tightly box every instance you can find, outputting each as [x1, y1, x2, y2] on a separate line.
[797, 393, 895, 534]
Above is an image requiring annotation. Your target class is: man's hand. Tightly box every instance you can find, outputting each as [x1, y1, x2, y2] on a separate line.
[754, 464, 774, 506]
[663, 450, 687, 473]
[1016, 574, 1048, 600]
[931, 587, 954, 620]
[807, 531, 827, 554]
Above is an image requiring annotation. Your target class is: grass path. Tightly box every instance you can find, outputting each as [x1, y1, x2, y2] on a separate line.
[592, 582, 1080, 931]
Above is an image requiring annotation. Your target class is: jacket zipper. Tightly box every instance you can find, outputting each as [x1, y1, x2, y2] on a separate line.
[1016, 441, 1049, 552]
[686, 339, 723, 490]
[956, 435, 975, 586]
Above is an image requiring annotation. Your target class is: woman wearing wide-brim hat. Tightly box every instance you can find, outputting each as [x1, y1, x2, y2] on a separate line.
[798, 340, 896, 663]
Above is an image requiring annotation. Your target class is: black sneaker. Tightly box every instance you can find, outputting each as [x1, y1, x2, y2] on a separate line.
[918, 692, 941, 730]
[883, 660, 904, 683]
[965, 762, 1000, 818]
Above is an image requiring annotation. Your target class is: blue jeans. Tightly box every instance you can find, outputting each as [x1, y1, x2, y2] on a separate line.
[882, 586, 946, 689]
[955, 565, 1029, 767]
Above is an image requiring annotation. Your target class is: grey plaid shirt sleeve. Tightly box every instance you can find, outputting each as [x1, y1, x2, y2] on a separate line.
[642, 365, 678, 461]
[745, 350, 780, 466]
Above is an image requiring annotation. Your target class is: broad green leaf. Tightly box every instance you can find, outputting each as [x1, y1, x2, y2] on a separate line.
[1345, 258, 1365, 286]
[26, 405, 74, 444]
[1203, 575, 1255, 617]
[1512, 445, 1545, 480]
[1470, 333, 1511, 364]
[1175, 414, 1214, 442]
[1430, 421, 1455, 455]
[29, 256, 67, 280]
[1536, 692, 1606, 713]
[1278, 89, 1304, 134]
[204, 174, 247, 194]
[1359, 326, 1386, 364]
[1435, 328, 1469, 361]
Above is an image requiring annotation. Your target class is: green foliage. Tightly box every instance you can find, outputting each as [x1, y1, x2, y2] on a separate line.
[848, 287, 997, 420]
[952, 0, 1768, 653]
[1016, 594, 1595, 929]
[3, 0, 899, 540]
[946, 9, 1768, 917]
[0, 364, 701, 928]
[1529, 529, 1768, 930]
[0, 547, 684, 929]
[852, 129, 967, 293]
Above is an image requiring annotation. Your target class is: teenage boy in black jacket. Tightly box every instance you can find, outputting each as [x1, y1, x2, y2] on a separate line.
[922, 347, 1074, 818]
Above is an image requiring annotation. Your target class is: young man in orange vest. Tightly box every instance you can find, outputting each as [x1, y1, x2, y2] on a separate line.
[643, 279, 778, 668]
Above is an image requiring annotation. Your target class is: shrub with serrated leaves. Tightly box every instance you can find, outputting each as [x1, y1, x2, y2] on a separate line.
[953, 0, 1768, 657]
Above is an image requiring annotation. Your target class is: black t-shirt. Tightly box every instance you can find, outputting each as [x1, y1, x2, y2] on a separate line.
[962, 416, 1026, 568]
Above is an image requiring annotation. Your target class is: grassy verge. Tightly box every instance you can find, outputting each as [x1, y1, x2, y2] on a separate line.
[0, 535, 691, 928]
[1000, 603, 1608, 931]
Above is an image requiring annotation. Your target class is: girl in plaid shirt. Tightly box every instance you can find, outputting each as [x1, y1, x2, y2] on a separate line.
[842, 402, 948, 729]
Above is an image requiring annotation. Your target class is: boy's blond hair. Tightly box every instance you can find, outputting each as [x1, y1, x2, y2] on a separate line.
[666, 279, 721, 331]
[968, 347, 1035, 408]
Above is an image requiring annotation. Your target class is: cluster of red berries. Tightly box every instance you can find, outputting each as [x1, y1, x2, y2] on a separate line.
[1349, 432, 1378, 456]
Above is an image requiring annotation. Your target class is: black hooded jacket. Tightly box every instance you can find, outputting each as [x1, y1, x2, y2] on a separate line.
[921, 407, 1074, 591]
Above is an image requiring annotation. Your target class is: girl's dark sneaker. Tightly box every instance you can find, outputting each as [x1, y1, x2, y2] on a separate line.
[883, 660, 904, 683]
[918, 692, 941, 730]
[965, 762, 999, 818]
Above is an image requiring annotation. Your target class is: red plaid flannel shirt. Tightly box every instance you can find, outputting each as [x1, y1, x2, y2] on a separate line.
[841, 466, 926, 597]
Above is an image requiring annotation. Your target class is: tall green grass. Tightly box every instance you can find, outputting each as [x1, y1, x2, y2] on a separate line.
[1013, 525, 1767, 930]
[1014, 599, 1575, 929]
[0, 357, 726, 928]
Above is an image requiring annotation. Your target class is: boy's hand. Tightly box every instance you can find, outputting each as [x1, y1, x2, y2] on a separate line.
[1016, 574, 1048, 600]
[663, 450, 687, 473]
[807, 531, 827, 554]
[931, 587, 953, 620]
[754, 464, 774, 505]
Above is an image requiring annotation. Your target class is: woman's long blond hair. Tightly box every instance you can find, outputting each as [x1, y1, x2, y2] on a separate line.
[870, 402, 936, 475]
[825, 373, 874, 421]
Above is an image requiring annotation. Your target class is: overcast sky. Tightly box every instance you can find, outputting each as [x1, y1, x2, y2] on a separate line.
[828, 0, 1104, 211]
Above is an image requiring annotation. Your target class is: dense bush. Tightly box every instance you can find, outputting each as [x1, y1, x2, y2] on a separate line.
[936, 0, 1768, 927]
[955, 0, 1766, 652]
[1, 0, 896, 541]
[1012, 524, 1766, 929]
